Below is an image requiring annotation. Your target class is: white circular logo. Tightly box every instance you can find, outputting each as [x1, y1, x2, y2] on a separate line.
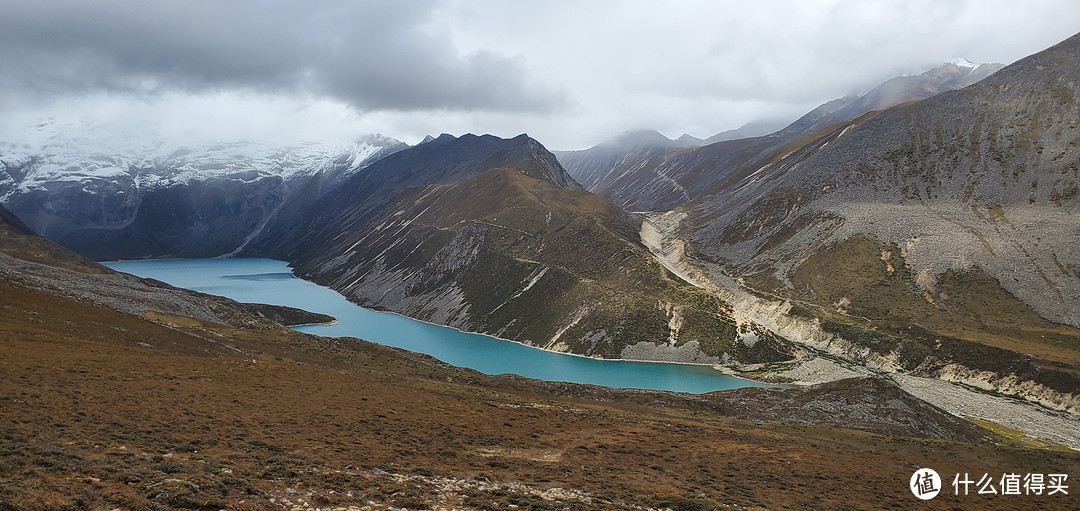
[910, 468, 941, 500]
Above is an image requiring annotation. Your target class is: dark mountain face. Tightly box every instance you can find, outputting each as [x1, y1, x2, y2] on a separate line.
[34, 177, 288, 260]
[362, 132, 580, 194]
[0, 137, 407, 259]
[554, 130, 698, 209]
[558, 61, 1004, 213]
[248, 133, 581, 258]
[0, 203, 33, 236]
[0, 203, 109, 273]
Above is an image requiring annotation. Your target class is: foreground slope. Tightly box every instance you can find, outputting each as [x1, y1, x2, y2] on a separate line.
[2, 204, 1077, 511]
[676, 32, 1080, 410]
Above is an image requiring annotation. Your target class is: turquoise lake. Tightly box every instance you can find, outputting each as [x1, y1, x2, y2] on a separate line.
[105, 258, 768, 394]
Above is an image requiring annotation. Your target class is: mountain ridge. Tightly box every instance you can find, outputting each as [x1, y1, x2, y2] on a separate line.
[557, 60, 1006, 212]
[252, 134, 791, 363]
[247, 132, 581, 258]
[668, 31, 1080, 409]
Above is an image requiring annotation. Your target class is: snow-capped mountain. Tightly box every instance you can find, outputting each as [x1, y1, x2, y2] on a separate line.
[0, 128, 407, 259]
[0, 130, 403, 199]
[950, 57, 978, 68]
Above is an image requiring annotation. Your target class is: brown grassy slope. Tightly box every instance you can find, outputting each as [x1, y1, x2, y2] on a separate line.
[751, 234, 1080, 395]
[786, 235, 1080, 358]
[0, 204, 107, 274]
[2, 202, 1077, 510]
[3, 279, 1080, 510]
[293, 168, 788, 362]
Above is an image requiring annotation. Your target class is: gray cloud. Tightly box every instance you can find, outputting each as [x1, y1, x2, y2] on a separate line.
[1, 0, 1079, 150]
[0, 0, 567, 113]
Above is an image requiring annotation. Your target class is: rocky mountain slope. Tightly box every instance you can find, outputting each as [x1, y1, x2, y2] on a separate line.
[249, 133, 578, 257]
[1, 126, 795, 365]
[254, 134, 792, 363]
[0, 203, 334, 329]
[782, 59, 1003, 137]
[0, 131, 406, 259]
[558, 61, 1003, 212]
[674, 33, 1080, 410]
[4, 202, 1076, 510]
[699, 118, 791, 145]
[553, 129, 700, 209]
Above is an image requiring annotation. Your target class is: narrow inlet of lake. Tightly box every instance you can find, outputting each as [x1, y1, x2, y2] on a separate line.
[106, 258, 770, 393]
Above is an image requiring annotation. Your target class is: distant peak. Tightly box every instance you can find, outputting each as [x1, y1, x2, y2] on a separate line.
[354, 133, 403, 146]
[625, 129, 669, 140]
[600, 129, 674, 149]
[949, 57, 978, 68]
[419, 133, 457, 145]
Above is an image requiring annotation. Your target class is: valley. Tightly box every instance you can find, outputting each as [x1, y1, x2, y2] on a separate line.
[552, 33, 1080, 425]
[245, 134, 792, 366]
[2, 205, 1077, 510]
[3, 11, 1080, 508]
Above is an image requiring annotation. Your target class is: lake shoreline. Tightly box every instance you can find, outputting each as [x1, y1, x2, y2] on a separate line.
[108, 257, 763, 376]
[106, 257, 773, 393]
[320, 303, 771, 379]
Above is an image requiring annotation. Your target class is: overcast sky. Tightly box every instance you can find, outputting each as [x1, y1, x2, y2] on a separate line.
[2, 0, 1079, 151]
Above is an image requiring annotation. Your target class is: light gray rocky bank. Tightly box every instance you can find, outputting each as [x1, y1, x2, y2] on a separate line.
[641, 210, 1080, 450]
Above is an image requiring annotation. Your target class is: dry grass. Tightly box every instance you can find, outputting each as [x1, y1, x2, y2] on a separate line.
[971, 419, 1073, 452]
[784, 234, 1080, 368]
[2, 279, 1078, 510]
[0, 213, 107, 275]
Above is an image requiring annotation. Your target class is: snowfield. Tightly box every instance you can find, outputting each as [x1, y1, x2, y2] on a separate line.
[1, 131, 402, 202]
